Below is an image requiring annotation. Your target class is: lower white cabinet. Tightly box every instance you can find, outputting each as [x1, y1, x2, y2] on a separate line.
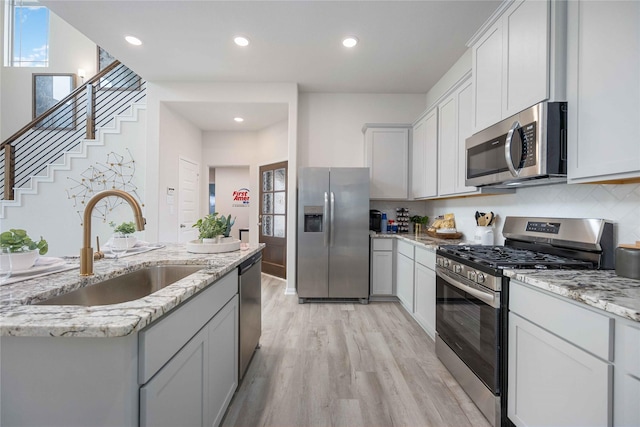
[614, 321, 640, 426]
[370, 238, 394, 296]
[141, 295, 239, 427]
[413, 246, 436, 339]
[508, 280, 613, 427]
[396, 240, 415, 312]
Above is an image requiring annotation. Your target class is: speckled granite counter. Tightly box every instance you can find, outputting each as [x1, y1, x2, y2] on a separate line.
[370, 232, 469, 250]
[0, 243, 264, 337]
[504, 269, 640, 323]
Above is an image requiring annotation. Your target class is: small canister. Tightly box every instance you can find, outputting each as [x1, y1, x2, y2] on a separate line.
[615, 242, 640, 280]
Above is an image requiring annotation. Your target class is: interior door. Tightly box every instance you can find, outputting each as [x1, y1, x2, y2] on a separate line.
[259, 161, 287, 278]
[178, 157, 199, 243]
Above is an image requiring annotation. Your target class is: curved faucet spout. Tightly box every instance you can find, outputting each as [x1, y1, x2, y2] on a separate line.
[81, 189, 145, 276]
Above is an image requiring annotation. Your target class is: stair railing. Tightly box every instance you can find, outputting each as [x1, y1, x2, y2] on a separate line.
[0, 60, 146, 200]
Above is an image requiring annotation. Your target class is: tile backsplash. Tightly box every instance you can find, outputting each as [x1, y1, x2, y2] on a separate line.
[371, 183, 640, 246]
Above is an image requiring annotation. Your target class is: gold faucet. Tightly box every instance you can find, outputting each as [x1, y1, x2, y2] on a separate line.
[80, 189, 146, 276]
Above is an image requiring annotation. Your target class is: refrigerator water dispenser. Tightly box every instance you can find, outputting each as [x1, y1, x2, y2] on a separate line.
[303, 206, 323, 232]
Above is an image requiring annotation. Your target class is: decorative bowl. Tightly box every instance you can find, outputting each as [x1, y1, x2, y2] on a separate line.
[0, 249, 39, 271]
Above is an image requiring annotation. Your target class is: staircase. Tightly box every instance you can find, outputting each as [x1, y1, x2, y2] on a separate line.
[0, 61, 147, 220]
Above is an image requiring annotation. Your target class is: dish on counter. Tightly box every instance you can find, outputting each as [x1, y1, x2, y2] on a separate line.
[10, 257, 68, 275]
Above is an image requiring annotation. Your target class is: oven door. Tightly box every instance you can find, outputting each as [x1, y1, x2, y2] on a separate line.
[436, 266, 500, 394]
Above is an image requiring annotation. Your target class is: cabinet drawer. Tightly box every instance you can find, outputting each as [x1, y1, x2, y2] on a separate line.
[397, 240, 414, 259]
[415, 246, 435, 269]
[618, 321, 640, 377]
[139, 270, 238, 384]
[510, 281, 613, 361]
[372, 238, 393, 251]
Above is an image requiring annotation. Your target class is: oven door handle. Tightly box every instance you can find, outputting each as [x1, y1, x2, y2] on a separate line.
[505, 120, 522, 177]
[438, 269, 500, 308]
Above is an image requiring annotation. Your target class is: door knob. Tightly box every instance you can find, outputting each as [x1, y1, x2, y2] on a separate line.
[180, 224, 186, 228]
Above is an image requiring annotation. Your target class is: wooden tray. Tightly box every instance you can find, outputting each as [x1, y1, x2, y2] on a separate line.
[426, 230, 463, 240]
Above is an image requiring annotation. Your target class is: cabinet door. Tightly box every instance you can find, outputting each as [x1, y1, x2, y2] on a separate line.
[412, 111, 437, 199]
[438, 94, 457, 196]
[567, 0, 640, 182]
[365, 127, 410, 199]
[508, 313, 612, 427]
[140, 327, 208, 427]
[396, 253, 414, 313]
[208, 296, 239, 427]
[413, 262, 435, 339]
[473, 20, 503, 132]
[503, 0, 550, 116]
[455, 80, 477, 194]
[371, 251, 393, 295]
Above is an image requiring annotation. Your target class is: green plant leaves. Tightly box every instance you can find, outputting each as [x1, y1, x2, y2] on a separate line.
[0, 229, 48, 255]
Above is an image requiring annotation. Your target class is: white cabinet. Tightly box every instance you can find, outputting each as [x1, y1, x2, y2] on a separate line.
[437, 78, 477, 197]
[471, 0, 566, 133]
[395, 240, 414, 312]
[413, 246, 436, 339]
[508, 280, 613, 427]
[364, 124, 411, 199]
[140, 326, 209, 427]
[370, 238, 394, 296]
[411, 109, 437, 199]
[141, 295, 239, 427]
[566, 0, 640, 183]
[614, 321, 640, 427]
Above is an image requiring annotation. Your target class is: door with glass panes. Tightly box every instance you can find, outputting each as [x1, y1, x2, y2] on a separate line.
[259, 161, 287, 278]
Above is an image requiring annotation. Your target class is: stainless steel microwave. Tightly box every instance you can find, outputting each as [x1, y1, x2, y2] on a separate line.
[465, 102, 567, 188]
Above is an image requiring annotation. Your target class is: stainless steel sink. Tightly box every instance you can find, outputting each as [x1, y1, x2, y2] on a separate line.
[37, 265, 204, 306]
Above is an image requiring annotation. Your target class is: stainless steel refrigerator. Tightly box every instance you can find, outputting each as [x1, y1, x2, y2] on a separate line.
[297, 167, 370, 303]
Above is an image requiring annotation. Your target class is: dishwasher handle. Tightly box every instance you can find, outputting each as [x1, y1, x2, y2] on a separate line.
[239, 252, 262, 275]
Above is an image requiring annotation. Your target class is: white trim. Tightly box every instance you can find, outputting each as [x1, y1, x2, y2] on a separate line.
[466, 0, 514, 47]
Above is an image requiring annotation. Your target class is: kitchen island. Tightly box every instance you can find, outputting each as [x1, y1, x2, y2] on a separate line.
[0, 243, 264, 427]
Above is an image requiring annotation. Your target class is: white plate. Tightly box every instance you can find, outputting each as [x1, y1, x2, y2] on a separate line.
[10, 257, 68, 275]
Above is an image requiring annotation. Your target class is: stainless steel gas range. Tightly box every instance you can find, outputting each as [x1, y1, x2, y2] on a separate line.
[435, 217, 614, 427]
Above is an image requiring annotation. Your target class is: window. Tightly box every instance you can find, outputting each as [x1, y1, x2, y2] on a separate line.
[3, 0, 49, 67]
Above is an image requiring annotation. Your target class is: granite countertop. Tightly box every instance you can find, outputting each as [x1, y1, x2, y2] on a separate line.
[504, 269, 640, 323]
[0, 243, 264, 338]
[370, 231, 470, 250]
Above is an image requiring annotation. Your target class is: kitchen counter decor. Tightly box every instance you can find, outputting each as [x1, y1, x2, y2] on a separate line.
[186, 238, 241, 253]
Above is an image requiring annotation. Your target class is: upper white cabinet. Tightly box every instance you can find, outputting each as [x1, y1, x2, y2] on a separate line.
[411, 109, 438, 199]
[412, 75, 477, 200]
[471, 0, 566, 133]
[438, 78, 478, 197]
[566, 1, 640, 183]
[364, 124, 411, 200]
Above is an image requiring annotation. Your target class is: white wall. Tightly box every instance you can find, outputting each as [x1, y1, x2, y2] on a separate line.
[0, 108, 147, 257]
[155, 103, 202, 243]
[258, 119, 288, 165]
[426, 183, 640, 246]
[212, 167, 250, 240]
[0, 11, 97, 140]
[297, 93, 425, 167]
[145, 82, 298, 293]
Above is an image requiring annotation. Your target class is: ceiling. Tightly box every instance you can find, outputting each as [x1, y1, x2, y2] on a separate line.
[42, 0, 501, 130]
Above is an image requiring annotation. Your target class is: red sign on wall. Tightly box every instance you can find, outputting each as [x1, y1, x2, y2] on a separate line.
[232, 188, 250, 207]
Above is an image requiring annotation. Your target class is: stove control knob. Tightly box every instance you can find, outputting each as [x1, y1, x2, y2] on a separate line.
[467, 271, 476, 281]
[442, 259, 451, 268]
[476, 273, 485, 284]
[436, 258, 443, 267]
[453, 264, 462, 274]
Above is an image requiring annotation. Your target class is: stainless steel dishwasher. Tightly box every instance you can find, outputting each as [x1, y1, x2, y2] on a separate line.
[238, 251, 262, 380]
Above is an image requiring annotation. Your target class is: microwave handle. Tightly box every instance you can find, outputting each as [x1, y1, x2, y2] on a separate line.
[505, 120, 521, 177]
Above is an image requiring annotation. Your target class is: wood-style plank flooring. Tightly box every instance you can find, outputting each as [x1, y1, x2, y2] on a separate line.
[222, 274, 490, 427]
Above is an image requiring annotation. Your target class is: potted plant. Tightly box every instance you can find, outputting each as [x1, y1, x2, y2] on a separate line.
[193, 213, 237, 243]
[410, 215, 429, 235]
[0, 229, 48, 270]
[109, 221, 138, 250]
[193, 213, 226, 243]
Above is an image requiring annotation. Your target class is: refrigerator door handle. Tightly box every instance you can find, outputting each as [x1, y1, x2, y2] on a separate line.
[330, 191, 335, 247]
[323, 192, 329, 247]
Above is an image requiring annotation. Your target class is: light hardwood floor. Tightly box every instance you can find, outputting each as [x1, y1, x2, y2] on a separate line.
[222, 274, 491, 427]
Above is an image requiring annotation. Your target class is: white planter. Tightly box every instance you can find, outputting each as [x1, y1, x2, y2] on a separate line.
[112, 235, 137, 250]
[1, 249, 39, 271]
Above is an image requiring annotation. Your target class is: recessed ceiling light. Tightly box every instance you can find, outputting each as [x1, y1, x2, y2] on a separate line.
[125, 35, 142, 46]
[234, 117, 244, 123]
[342, 36, 358, 48]
[234, 36, 250, 47]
